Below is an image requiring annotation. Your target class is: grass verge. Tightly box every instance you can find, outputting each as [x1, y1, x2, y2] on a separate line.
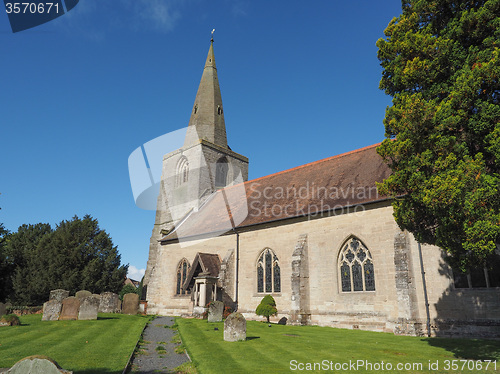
[177, 318, 500, 374]
[0, 313, 151, 374]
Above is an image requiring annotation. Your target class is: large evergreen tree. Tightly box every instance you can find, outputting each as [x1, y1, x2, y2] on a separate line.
[6, 215, 127, 305]
[5, 223, 52, 304]
[376, 0, 500, 269]
[0, 222, 10, 302]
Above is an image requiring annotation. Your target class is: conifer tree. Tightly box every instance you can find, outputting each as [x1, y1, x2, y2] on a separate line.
[6, 215, 127, 305]
[0, 222, 10, 302]
[376, 0, 500, 270]
[256, 295, 278, 323]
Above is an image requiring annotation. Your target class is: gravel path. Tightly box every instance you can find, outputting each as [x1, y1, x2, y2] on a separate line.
[129, 316, 190, 374]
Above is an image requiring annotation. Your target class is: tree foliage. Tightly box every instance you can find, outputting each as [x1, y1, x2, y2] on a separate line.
[0, 222, 10, 302]
[119, 284, 140, 300]
[5, 215, 128, 305]
[255, 295, 278, 323]
[376, 0, 500, 269]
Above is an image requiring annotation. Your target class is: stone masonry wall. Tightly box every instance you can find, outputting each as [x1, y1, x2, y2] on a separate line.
[146, 201, 500, 337]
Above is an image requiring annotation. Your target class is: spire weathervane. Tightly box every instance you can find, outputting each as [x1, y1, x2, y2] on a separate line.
[211, 28, 215, 42]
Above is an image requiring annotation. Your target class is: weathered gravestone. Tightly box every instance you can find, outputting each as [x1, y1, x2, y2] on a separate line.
[224, 312, 246, 342]
[99, 292, 121, 313]
[59, 297, 80, 321]
[0, 302, 6, 317]
[42, 300, 62, 321]
[75, 290, 92, 300]
[122, 293, 139, 315]
[78, 294, 100, 320]
[208, 301, 224, 323]
[6, 355, 72, 374]
[49, 289, 69, 303]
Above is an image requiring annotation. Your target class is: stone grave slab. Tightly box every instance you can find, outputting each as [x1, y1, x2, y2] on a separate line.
[224, 312, 246, 342]
[49, 289, 69, 303]
[42, 300, 62, 321]
[6, 355, 72, 373]
[59, 297, 80, 321]
[75, 290, 92, 300]
[208, 301, 224, 323]
[122, 293, 139, 315]
[99, 292, 121, 313]
[78, 294, 100, 320]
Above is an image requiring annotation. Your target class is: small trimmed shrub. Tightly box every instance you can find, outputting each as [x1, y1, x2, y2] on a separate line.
[255, 295, 278, 323]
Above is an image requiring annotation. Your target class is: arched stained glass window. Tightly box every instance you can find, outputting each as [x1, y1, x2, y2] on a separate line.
[338, 237, 375, 292]
[257, 248, 281, 293]
[175, 258, 191, 295]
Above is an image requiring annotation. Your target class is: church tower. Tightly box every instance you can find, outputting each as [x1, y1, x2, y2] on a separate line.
[144, 37, 249, 287]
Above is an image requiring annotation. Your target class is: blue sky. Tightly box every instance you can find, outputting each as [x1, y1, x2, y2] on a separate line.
[0, 0, 403, 280]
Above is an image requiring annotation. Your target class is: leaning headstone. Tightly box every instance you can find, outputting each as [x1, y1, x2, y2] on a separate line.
[75, 290, 92, 300]
[224, 312, 246, 342]
[7, 355, 72, 373]
[42, 300, 62, 321]
[0, 302, 6, 317]
[49, 289, 69, 303]
[122, 293, 139, 315]
[78, 294, 100, 320]
[99, 292, 121, 313]
[59, 297, 80, 321]
[208, 301, 224, 323]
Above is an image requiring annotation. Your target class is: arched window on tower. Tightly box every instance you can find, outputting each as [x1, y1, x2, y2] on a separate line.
[338, 236, 375, 292]
[257, 248, 281, 293]
[176, 157, 189, 187]
[215, 157, 228, 188]
[175, 258, 191, 295]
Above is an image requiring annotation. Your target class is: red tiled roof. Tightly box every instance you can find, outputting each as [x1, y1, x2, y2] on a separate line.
[161, 143, 391, 242]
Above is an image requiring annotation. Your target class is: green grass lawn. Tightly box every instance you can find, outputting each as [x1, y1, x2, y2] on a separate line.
[0, 313, 150, 374]
[177, 318, 500, 374]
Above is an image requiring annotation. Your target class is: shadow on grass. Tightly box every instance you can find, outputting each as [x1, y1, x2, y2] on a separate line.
[97, 316, 120, 320]
[423, 337, 500, 361]
[246, 336, 260, 340]
[73, 369, 122, 374]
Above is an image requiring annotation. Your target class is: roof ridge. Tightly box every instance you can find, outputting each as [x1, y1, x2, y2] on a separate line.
[246, 142, 381, 185]
[209, 142, 382, 194]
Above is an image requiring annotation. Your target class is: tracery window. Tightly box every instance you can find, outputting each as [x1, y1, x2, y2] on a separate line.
[176, 157, 189, 186]
[339, 237, 375, 292]
[257, 248, 281, 293]
[175, 258, 191, 295]
[215, 157, 228, 188]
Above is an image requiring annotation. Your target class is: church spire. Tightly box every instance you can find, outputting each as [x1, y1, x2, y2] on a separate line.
[184, 35, 228, 148]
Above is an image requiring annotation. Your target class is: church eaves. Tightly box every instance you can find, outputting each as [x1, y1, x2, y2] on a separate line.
[160, 143, 392, 243]
[183, 39, 228, 148]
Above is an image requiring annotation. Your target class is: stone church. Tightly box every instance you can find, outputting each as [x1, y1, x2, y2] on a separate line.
[143, 39, 500, 338]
